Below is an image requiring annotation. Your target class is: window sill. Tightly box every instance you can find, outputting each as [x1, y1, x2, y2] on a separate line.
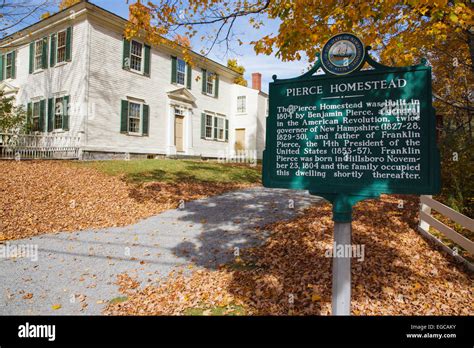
[54, 61, 68, 68]
[125, 68, 149, 78]
[123, 132, 144, 137]
[236, 112, 247, 115]
[33, 69, 44, 74]
[202, 92, 217, 98]
[203, 138, 226, 142]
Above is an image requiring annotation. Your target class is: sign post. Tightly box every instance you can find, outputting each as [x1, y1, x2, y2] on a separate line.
[262, 33, 441, 315]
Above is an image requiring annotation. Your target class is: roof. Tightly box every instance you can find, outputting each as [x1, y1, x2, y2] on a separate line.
[0, 0, 241, 78]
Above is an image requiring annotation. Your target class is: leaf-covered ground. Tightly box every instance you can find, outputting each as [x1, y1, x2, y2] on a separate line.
[106, 195, 473, 316]
[0, 160, 259, 241]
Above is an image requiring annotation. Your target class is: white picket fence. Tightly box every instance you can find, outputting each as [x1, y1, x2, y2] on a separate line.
[0, 133, 81, 159]
[419, 195, 474, 270]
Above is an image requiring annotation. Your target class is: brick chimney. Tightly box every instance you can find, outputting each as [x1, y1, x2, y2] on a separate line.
[252, 72, 262, 91]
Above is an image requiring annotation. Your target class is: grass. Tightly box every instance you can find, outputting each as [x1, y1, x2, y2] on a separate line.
[183, 304, 246, 316]
[109, 296, 128, 304]
[73, 159, 262, 185]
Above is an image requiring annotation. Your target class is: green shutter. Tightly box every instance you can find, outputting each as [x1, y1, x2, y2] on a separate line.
[213, 116, 217, 140]
[120, 100, 129, 133]
[27, 103, 32, 131]
[201, 69, 207, 93]
[50, 34, 56, 67]
[29, 42, 34, 73]
[11, 51, 16, 79]
[186, 63, 192, 89]
[0, 55, 3, 81]
[122, 38, 130, 70]
[39, 99, 46, 132]
[62, 96, 69, 130]
[47, 98, 54, 132]
[225, 119, 229, 141]
[42, 37, 48, 69]
[171, 56, 177, 83]
[201, 113, 206, 139]
[144, 44, 151, 76]
[142, 104, 149, 135]
[214, 74, 219, 98]
[66, 27, 72, 62]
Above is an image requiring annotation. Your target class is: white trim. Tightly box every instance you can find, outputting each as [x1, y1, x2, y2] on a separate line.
[33, 38, 45, 72]
[56, 29, 67, 64]
[129, 39, 144, 74]
[127, 100, 143, 135]
[175, 57, 187, 86]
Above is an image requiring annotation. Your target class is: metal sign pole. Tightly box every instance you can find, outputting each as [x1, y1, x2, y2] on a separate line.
[332, 221, 352, 315]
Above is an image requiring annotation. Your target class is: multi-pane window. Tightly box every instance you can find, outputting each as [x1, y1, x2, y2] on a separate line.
[32, 101, 41, 131]
[175, 105, 185, 117]
[56, 30, 67, 63]
[216, 116, 225, 141]
[34, 40, 43, 70]
[205, 114, 213, 139]
[54, 97, 65, 130]
[237, 96, 246, 113]
[204, 113, 226, 141]
[128, 102, 141, 133]
[5, 52, 13, 79]
[176, 58, 186, 85]
[206, 71, 215, 95]
[130, 40, 143, 72]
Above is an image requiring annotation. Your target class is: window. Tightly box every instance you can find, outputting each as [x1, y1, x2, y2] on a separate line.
[174, 105, 185, 117]
[5, 52, 13, 79]
[176, 58, 186, 85]
[237, 96, 246, 113]
[128, 102, 141, 133]
[54, 97, 66, 130]
[205, 114, 213, 139]
[34, 39, 43, 71]
[204, 113, 226, 141]
[56, 30, 67, 63]
[206, 71, 215, 95]
[130, 40, 143, 72]
[216, 116, 225, 141]
[32, 101, 41, 131]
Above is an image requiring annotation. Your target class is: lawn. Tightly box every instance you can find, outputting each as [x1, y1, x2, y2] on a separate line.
[73, 159, 261, 185]
[0, 159, 261, 241]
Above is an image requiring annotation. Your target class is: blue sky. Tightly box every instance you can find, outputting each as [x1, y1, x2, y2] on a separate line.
[8, 0, 311, 92]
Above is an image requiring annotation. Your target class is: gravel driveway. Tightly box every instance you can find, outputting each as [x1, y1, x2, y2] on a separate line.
[0, 187, 320, 315]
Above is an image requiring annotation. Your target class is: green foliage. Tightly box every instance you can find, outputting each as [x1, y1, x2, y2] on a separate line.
[0, 91, 27, 133]
[437, 129, 474, 218]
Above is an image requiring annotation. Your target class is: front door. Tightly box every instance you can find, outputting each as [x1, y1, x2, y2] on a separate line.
[174, 115, 184, 152]
[235, 128, 246, 151]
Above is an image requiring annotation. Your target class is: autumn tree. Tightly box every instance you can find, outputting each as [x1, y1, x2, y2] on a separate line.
[58, 0, 81, 11]
[0, 0, 55, 39]
[227, 59, 247, 86]
[126, 0, 473, 213]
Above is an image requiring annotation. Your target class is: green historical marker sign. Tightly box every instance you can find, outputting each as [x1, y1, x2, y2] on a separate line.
[263, 34, 441, 222]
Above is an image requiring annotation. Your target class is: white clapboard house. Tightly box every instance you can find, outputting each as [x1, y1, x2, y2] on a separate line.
[0, 0, 268, 160]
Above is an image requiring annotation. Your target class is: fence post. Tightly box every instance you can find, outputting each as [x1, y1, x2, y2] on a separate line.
[419, 195, 432, 232]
